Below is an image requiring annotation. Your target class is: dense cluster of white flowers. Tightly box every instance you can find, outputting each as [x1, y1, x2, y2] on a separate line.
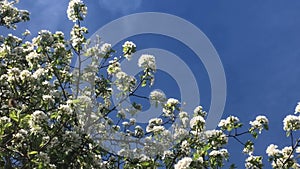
[100, 43, 112, 53]
[194, 105, 207, 117]
[2, 0, 300, 168]
[107, 57, 121, 74]
[115, 71, 136, 92]
[218, 115, 240, 131]
[205, 129, 228, 148]
[265, 143, 300, 168]
[122, 41, 136, 60]
[149, 89, 166, 105]
[0, 0, 29, 29]
[146, 118, 163, 132]
[179, 111, 189, 128]
[249, 115, 269, 133]
[29, 111, 48, 133]
[283, 114, 300, 131]
[190, 115, 205, 131]
[70, 24, 88, 48]
[162, 98, 180, 117]
[0, 116, 11, 124]
[32, 67, 47, 79]
[138, 54, 156, 71]
[67, 0, 87, 22]
[209, 149, 229, 158]
[174, 157, 193, 169]
[245, 155, 263, 169]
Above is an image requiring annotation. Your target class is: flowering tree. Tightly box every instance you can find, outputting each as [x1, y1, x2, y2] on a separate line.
[0, 0, 299, 168]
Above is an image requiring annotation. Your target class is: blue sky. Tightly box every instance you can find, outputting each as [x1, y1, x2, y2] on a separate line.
[3, 0, 300, 168]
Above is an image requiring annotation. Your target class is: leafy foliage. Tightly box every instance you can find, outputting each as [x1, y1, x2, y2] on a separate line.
[0, 0, 299, 168]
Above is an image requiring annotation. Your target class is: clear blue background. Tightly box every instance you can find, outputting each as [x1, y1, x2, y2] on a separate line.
[3, 0, 300, 168]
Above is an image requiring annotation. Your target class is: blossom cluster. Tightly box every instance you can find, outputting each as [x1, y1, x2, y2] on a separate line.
[1, 0, 300, 168]
[138, 54, 156, 71]
[218, 115, 241, 131]
[67, 0, 87, 22]
[122, 41, 136, 60]
[0, 0, 29, 29]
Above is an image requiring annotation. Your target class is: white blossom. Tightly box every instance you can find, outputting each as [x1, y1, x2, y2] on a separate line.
[70, 24, 87, 47]
[13, 129, 28, 140]
[296, 147, 300, 154]
[283, 115, 300, 131]
[32, 68, 46, 79]
[295, 102, 300, 114]
[115, 71, 136, 92]
[122, 41, 136, 60]
[59, 104, 73, 115]
[245, 155, 263, 169]
[129, 118, 136, 125]
[19, 70, 31, 80]
[148, 118, 163, 125]
[205, 130, 228, 148]
[218, 115, 240, 130]
[174, 127, 189, 140]
[149, 90, 166, 105]
[209, 149, 229, 158]
[163, 98, 180, 117]
[146, 118, 164, 133]
[249, 115, 269, 133]
[194, 106, 206, 117]
[67, 0, 87, 22]
[31, 110, 47, 122]
[162, 150, 173, 160]
[190, 115, 205, 130]
[174, 157, 193, 169]
[282, 146, 293, 158]
[0, 116, 11, 124]
[180, 140, 190, 153]
[138, 54, 156, 71]
[122, 121, 129, 126]
[266, 144, 281, 156]
[117, 109, 126, 119]
[42, 95, 54, 102]
[152, 126, 165, 133]
[23, 29, 31, 36]
[7, 67, 20, 82]
[134, 125, 144, 137]
[107, 58, 121, 74]
[100, 43, 112, 53]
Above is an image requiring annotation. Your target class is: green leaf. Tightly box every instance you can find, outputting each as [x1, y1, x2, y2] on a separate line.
[141, 80, 147, 87]
[37, 46, 43, 53]
[252, 132, 258, 138]
[50, 112, 59, 119]
[28, 151, 38, 155]
[9, 111, 19, 122]
[140, 161, 150, 167]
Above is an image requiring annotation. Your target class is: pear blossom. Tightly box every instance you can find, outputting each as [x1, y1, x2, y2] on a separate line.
[149, 89, 166, 105]
[249, 115, 269, 133]
[245, 155, 263, 169]
[138, 54, 156, 71]
[122, 41, 136, 60]
[100, 43, 112, 53]
[190, 115, 205, 130]
[174, 157, 193, 169]
[266, 144, 281, 156]
[283, 115, 300, 131]
[67, 0, 87, 22]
